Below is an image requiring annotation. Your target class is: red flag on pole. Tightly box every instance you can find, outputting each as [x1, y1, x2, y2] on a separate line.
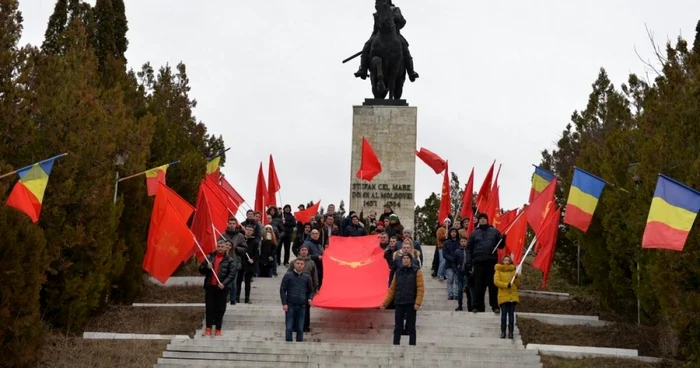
[294, 201, 321, 224]
[356, 136, 382, 182]
[188, 187, 220, 261]
[532, 206, 561, 289]
[312, 235, 390, 309]
[460, 168, 475, 236]
[143, 183, 196, 284]
[504, 208, 528, 265]
[415, 148, 446, 174]
[438, 161, 451, 223]
[255, 162, 268, 224]
[268, 155, 281, 207]
[475, 161, 495, 213]
[526, 178, 558, 236]
[219, 176, 245, 207]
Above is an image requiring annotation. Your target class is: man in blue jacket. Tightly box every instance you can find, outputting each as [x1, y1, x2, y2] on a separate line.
[280, 258, 315, 342]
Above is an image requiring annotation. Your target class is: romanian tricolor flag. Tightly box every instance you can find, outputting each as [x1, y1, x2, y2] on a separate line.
[641, 174, 700, 252]
[206, 155, 221, 176]
[529, 166, 556, 203]
[563, 168, 606, 232]
[145, 164, 169, 196]
[5, 154, 66, 223]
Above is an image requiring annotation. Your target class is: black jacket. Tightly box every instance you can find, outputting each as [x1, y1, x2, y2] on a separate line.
[465, 225, 504, 268]
[199, 252, 238, 288]
[344, 224, 367, 237]
[237, 237, 260, 273]
[282, 212, 297, 235]
[280, 270, 315, 305]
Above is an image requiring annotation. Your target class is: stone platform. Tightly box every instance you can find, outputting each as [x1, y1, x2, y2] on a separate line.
[154, 246, 542, 367]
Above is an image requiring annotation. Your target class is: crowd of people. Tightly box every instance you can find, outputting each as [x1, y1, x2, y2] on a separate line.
[197, 202, 521, 343]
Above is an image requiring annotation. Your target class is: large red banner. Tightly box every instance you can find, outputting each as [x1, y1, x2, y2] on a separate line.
[312, 235, 389, 309]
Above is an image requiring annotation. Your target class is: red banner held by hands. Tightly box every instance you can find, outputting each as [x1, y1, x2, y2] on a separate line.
[312, 235, 389, 309]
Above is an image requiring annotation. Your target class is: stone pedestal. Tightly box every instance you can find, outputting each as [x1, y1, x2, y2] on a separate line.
[349, 104, 417, 230]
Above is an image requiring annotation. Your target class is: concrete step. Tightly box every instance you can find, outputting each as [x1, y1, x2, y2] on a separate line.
[191, 329, 524, 346]
[151, 246, 541, 368]
[167, 340, 536, 356]
[156, 357, 541, 368]
[161, 350, 541, 365]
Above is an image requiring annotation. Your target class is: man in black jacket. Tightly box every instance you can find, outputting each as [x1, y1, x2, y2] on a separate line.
[199, 239, 238, 336]
[280, 258, 315, 342]
[466, 213, 505, 314]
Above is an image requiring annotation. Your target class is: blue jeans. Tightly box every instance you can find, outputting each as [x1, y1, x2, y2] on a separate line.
[229, 284, 237, 303]
[285, 304, 306, 342]
[445, 268, 457, 297]
[437, 250, 446, 278]
[501, 302, 516, 326]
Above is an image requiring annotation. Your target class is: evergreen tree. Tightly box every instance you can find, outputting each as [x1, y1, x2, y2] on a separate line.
[449, 171, 463, 219]
[414, 192, 439, 244]
[540, 27, 700, 360]
[0, 2, 50, 366]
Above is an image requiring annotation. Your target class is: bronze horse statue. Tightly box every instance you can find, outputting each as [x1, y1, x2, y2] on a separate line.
[369, 0, 405, 99]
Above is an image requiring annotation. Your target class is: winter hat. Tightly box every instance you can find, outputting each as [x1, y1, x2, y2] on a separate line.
[389, 214, 399, 221]
[477, 213, 488, 221]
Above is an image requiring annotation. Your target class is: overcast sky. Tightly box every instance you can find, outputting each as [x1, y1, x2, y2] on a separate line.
[17, 0, 700, 212]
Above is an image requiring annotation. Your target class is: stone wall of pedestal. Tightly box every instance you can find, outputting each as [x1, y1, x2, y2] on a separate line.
[349, 105, 417, 230]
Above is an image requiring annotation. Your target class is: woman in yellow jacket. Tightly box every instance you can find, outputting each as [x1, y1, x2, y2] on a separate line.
[494, 255, 520, 339]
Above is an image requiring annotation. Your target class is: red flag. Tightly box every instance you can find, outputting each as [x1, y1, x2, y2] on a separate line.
[415, 148, 446, 174]
[356, 136, 382, 182]
[496, 209, 517, 232]
[459, 168, 475, 236]
[312, 235, 389, 309]
[532, 206, 561, 289]
[526, 178, 558, 236]
[204, 175, 239, 216]
[254, 162, 268, 220]
[485, 186, 501, 226]
[437, 161, 451, 223]
[294, 201, 320, 224]
[201, 179, 231, 230]
[267, 155, 281, 207]
[188, 187, 219, 262]
[219, 176, 245, 207]
[476, 161, 495, 213]
[143, 183, 196, 284]
[504, 209, 528, 264]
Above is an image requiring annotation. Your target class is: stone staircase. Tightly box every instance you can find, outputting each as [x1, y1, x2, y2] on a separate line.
[154, 246, 542, 367]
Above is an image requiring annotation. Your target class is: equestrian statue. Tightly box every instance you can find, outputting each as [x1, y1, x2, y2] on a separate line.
[344, 0, 419, 100]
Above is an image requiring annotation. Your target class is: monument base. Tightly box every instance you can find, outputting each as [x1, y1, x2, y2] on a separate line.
[362, 98, 408, 107]
[349, 103, 417, 230]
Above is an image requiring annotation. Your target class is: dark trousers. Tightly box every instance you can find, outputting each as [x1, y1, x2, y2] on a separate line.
[473, 261, 498, 312]
[285, 304, 306, 342]
[393, 303, 416, 345]
[501, 302, 516, 326]
[279, 235, 293, 265]
[304, 304, 311, 331]
[456, 272, 473, 310]
[236, 270, 253, 301]
[313, 259, 323, 288]
[204, 286, 228, 329]
[431, 248, 439, 274]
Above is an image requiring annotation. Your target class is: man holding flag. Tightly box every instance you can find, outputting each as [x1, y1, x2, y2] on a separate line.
[465, 213, 505, 314]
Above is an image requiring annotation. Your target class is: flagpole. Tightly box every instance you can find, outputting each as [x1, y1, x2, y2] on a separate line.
[118, 160, 181, 183]
[577, 241, 581, 286]
[207, 147, 230, 162]
[113, 172, 120, 204]
[191, 231, 222, 285]
[360, 170, 364, 212]
[510, 236, 537, 284]
[637, 261, 641, 326]
[0, 153, 69, 180]
[491, 210, 526, 254]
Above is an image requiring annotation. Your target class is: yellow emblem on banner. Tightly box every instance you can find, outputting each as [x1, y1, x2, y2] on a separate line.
[329, 256, 375, 268]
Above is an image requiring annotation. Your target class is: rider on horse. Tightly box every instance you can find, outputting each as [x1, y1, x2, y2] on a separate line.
[354, 0, 419, 82]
